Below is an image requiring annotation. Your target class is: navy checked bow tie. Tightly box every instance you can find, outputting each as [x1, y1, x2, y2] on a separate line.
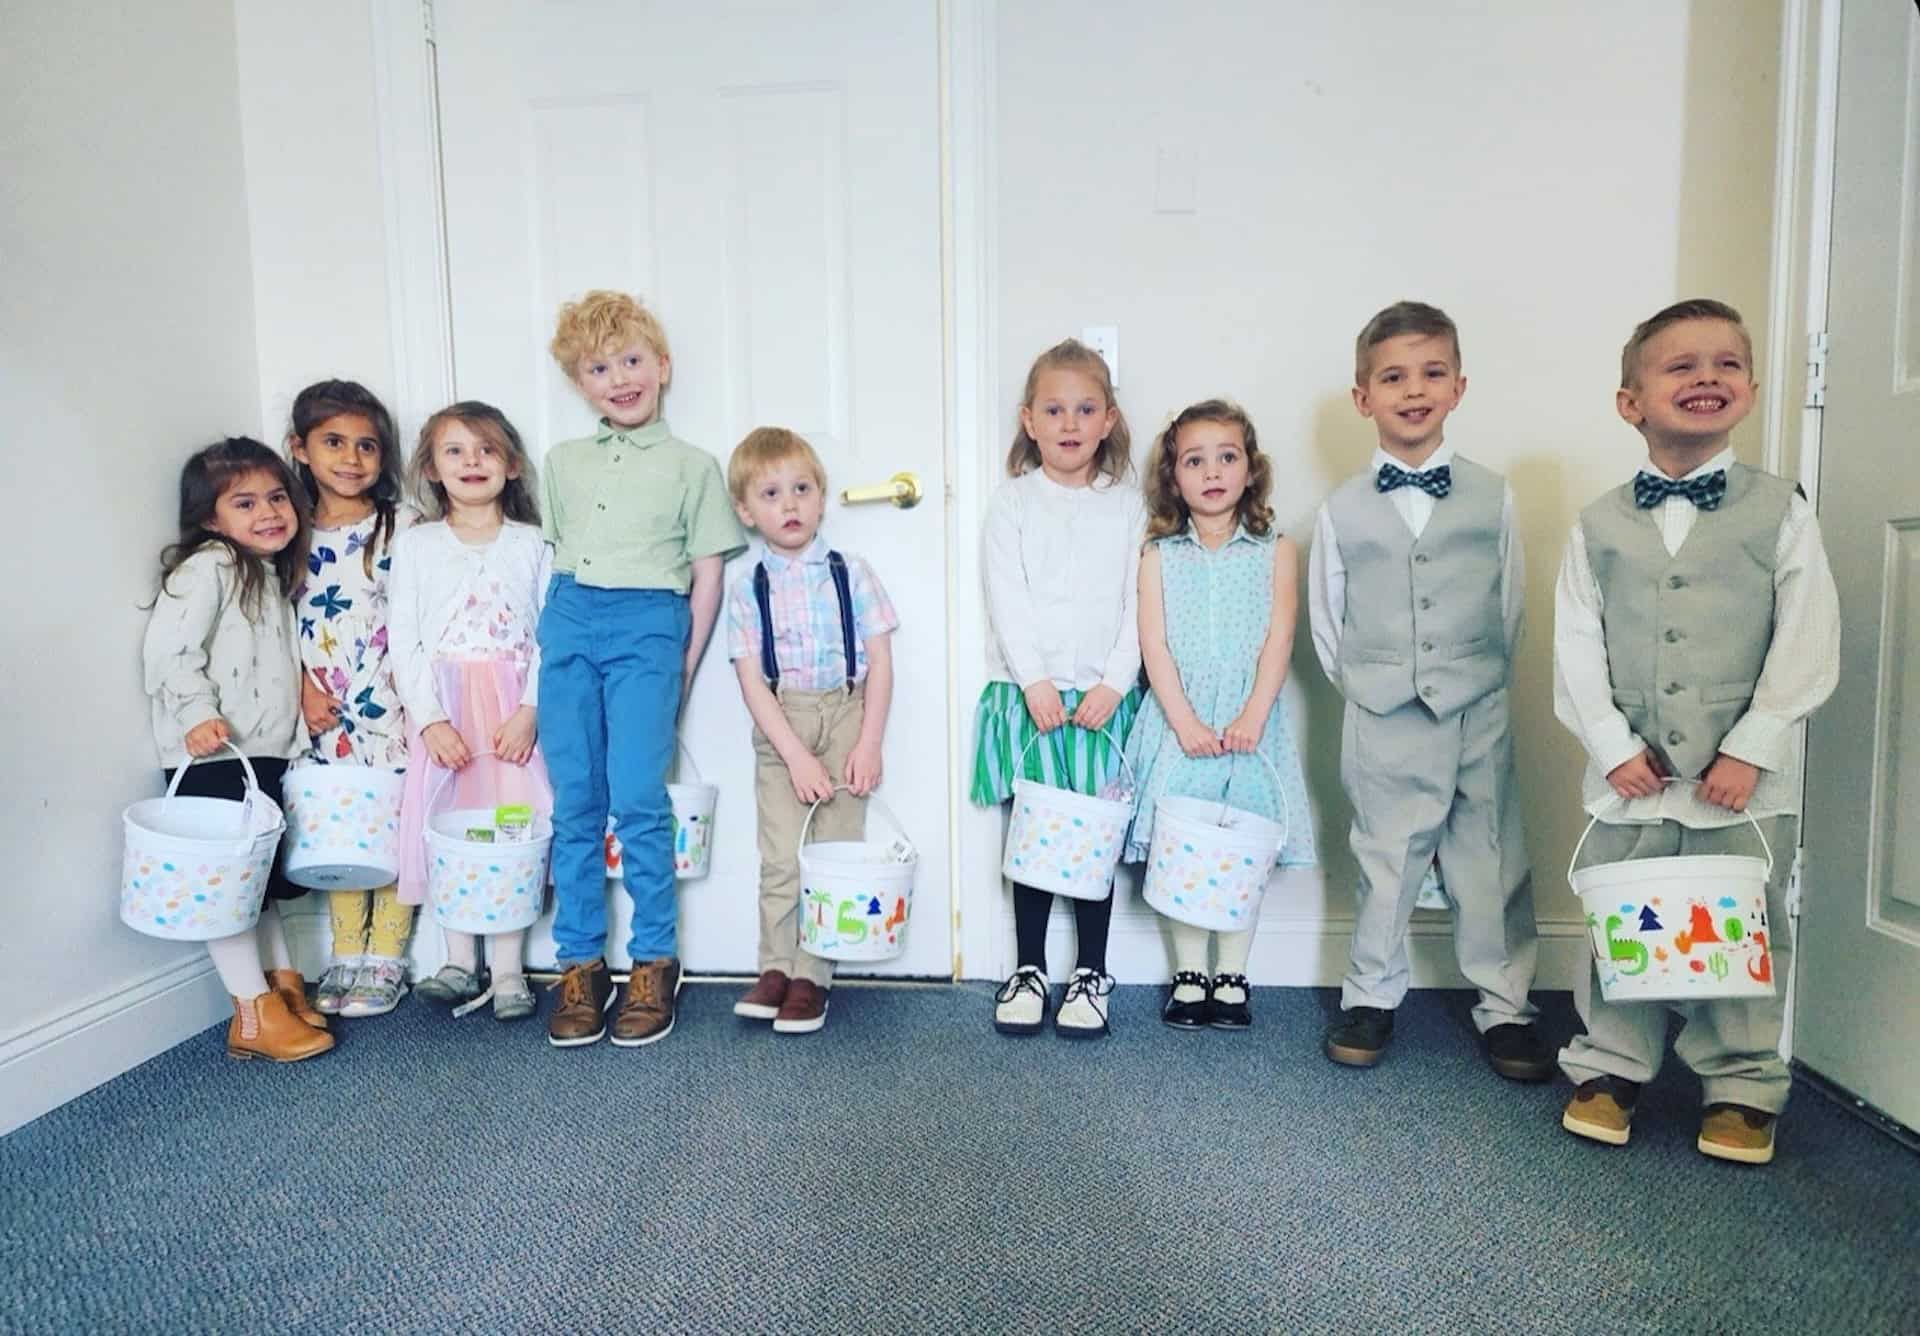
[1634, 469, 1726, 511]
[1376, 462, 1451, 498]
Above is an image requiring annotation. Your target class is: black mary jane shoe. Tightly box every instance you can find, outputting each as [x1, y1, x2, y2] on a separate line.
[1161, 971, 1213, 1030]
[1207, 972, 1253, 1030]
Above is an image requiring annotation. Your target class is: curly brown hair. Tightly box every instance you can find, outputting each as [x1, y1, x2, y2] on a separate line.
[1143, 399, 1273, 541]
[1005, 338, 1131, 483]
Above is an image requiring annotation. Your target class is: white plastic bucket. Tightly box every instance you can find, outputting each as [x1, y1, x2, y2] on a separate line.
[798, 790, 917, 963]
[1142, 751, 1290, 932]
[121, 743, 286, 941]
[422, 754, 552, 934]
[281, 761, 404, 891]
[601, 743, 718, 882]
[1569, 792, 1775, 1004]
[1001, 726, 1135, 901]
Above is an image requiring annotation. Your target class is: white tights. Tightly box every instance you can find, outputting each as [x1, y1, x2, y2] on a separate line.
[442, 927, 527, 979]
[1168, 922, 1255, 1000]
[205, 902, 296, 999]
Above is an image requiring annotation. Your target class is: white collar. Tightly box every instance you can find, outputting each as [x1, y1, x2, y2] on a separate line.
[760, 534, 830, 571]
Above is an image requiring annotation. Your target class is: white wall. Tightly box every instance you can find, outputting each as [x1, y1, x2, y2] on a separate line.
[989, 0, 1784, 984]
[0, 0, 265, 1131]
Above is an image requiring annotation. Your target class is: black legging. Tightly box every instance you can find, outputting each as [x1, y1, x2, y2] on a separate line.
[1012, 882, 1113, 973]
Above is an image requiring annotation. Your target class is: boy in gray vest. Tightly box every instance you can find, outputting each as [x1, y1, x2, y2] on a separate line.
[1310, 301, 1549, 1080]
[1554, 298, 1839, 1164]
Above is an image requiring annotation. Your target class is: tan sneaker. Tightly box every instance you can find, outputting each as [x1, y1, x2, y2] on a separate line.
[610, 958, 682, 1047]
[1562, 1076, 1640, 1145]
[226, 991, 334, 1062]
[546, 960, 614, 1048]
[1698, 1103, 1777, 1165]
[733, 969, 790, 1021]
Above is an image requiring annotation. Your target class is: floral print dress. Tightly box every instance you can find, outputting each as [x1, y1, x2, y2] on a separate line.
[293, 513, 409, 769]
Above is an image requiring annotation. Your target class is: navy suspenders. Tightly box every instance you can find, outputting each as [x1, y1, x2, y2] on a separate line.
[752, 550, 857, 690]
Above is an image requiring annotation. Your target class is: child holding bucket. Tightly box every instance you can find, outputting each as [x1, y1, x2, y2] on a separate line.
[1309, 301, 1547, 1079]
[390, 403, 553, 1023]
[1123, 400, 1316, 1030]
[284, 380, 416, 1020]
[539, 291, 746, 1049]
[1553, 299, 1840, 1164]
[724, 427, 898, 1034]
[140, 438, 332, 1062]
[973, 338, 1146, 1039]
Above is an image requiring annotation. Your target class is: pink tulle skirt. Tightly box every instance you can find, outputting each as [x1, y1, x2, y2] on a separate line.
[397, 657, 552, 906]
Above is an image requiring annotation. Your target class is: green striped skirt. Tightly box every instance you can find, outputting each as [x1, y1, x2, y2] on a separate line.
[968, 681, 1143, 806]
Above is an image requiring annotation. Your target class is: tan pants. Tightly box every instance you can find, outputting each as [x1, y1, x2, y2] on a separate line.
[754, 684, 867, 987]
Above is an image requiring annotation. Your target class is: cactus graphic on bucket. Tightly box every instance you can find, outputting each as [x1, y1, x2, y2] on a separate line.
[797, 791, 917, 963]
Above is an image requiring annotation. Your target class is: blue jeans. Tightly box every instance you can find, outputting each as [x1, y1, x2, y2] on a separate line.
[537, 574, 687, 963]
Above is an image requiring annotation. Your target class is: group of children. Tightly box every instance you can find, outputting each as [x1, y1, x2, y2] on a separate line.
[141, 289, 1837, 1166]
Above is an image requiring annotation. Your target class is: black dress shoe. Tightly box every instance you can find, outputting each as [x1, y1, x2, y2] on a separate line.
[1160, 971, 1212, 1030]
[1323, 1006, 1395, 1067]
[1482, 1022, 1554, 1082]
[1207, 972, 1252, 1030]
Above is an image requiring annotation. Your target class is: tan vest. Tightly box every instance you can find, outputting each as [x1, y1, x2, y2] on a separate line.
[1581, 462, 1796, 779]
[1326, 455, 1508, 719]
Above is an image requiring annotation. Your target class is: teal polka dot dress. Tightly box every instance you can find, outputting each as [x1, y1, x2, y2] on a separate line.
[1122, 525, 1316, 866]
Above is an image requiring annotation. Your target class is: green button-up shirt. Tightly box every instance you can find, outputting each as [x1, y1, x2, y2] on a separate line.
[541, 417, 746, 592]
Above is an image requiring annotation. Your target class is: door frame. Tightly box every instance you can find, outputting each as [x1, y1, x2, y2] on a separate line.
[369, 0, 999, 981]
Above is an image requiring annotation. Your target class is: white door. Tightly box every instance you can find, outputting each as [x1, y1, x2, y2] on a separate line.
[1795, 0, 1920, 1130]
[429, 1, 950, 978]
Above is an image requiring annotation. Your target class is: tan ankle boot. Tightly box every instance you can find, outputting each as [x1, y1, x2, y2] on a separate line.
[266, 968, 328, 1029]
[227, 991, 335, 1062]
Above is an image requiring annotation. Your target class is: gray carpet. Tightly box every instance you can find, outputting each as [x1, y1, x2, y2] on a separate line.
[4, 985, 1916, 1334]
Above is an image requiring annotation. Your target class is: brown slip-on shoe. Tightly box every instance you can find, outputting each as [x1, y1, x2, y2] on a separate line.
[546, 960, 614, 1048]
[772, 979, 829, 1034]
[1698, 1103, 1777, 1165]
[227, 991, 334, 1062]
[733, 969, 790, 1021]
[267, 968, 328, 1030]
[1562, 1076, 1641, 1146]
[610, 957, 682, 1047]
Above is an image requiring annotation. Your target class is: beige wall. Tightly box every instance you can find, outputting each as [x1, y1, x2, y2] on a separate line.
[0, 0, 263, 1129]
[993, 0, 1784, 971]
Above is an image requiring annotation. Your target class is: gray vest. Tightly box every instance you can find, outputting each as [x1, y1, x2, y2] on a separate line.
[1326, 455, 1508, 718]
[1581, 462, 1796, 780]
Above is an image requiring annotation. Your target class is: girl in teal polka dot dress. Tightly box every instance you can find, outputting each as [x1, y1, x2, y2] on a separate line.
[1123, 399, 1316, 1031]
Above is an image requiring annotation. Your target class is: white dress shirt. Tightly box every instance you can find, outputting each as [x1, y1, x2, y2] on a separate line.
[982, 469, 1146, 692]
[1307, 443, 1526, 682]
[1552, 447, 1841, 826]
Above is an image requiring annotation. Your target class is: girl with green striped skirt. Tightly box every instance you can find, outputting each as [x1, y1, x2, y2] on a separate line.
[974, 339, 1147, 1039]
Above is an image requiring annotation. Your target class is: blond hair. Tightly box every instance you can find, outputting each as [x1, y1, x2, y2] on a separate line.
[549, 289, 670, 372]
[1006, 339, 1131, 483]
[728, 427, 827, 501]
[1619, 298, 1751, 388]
[1143, 399, 1274, 541]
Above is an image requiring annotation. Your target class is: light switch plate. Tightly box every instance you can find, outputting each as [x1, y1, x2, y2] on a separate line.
[1082, 325, 1119, 385]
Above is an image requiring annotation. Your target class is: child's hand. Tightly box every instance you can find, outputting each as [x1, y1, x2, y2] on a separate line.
[1605, 747, 1668, 799]
[787, 752, 836, 805]
[1222, 708, 1266, 754]
[183, 717, 231, 758]
[300, 676, 341, 735]
[1698, 754, 1760, 812]
[493, 706, 538, 766]
[1070, 685, 1122, 732]
[844, 738, 884, 796]
[423, 721, 473, 771]
[1173, 715, 1223, 759]
[1022, 680, 1066, 732]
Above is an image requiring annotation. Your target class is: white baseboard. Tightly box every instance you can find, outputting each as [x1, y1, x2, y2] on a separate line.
[0, 953, 229, 1135]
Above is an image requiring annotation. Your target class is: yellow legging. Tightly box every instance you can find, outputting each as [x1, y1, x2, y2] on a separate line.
[328, 884, 414, 958]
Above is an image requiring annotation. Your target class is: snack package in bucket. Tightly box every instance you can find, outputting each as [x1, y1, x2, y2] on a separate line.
[495, 804, 533, 843]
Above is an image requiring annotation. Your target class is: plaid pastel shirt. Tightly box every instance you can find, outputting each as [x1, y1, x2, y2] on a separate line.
[725, 537, 899, 689]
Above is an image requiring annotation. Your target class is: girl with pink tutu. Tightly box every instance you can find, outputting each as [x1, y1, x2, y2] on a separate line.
[389, 402, 553, 1021]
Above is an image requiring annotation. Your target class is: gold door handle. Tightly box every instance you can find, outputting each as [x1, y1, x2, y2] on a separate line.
[840, 472, 922, 509]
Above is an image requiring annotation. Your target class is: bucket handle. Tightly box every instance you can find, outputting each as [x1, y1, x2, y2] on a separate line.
[165, 740, 270, 850]
[423, 748, 503, 826]
[1566, 778, 1773, 887]
[675, 739, 704, 786]
[1014, 720, 1138, 792]
[1186, 747, 1291, 855]
[796, 786, 914, 863]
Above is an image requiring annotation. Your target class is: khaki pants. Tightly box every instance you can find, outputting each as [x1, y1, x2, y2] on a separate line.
[754, 684, 868, 987]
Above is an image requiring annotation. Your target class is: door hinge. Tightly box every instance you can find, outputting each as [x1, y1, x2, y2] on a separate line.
[1786, 844, 1805, 920]
[1804, 331, 1828, 409]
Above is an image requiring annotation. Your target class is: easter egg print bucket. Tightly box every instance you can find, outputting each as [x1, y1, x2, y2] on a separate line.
[422, 754, 551, 934]
[798, 789, 917, 963]
[1142, 750, 1290, 933]
[281, 761, 404, 891]
[121, 742, 286, 941]
[603, 741, 717, 882]
[1001, 725, 1134, 902]
[1570, 786, 1775, 1004]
